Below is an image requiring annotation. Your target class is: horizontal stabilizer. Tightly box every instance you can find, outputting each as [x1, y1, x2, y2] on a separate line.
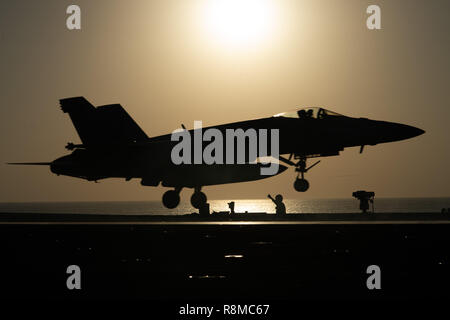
[7, 162, 51, 165]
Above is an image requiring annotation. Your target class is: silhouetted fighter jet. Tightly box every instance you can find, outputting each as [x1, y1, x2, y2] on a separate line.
[9, 97, 424, 209]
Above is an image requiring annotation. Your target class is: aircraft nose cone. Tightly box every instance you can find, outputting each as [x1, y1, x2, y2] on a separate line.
[367, 120, 425, 144]
[407, 126, 425, 138]
[396, 124, 425, 140]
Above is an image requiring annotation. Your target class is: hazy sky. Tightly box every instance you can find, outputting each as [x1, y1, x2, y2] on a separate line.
[1, 0, 449, 202]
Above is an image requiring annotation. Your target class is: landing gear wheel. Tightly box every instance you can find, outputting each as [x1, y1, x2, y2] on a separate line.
[294, 178, 309, 192]
[191, 192, 207, 209]
[162, 190, 180, 209]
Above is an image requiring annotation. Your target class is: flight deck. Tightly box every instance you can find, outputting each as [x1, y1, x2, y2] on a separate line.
[0, 212, 449, 303]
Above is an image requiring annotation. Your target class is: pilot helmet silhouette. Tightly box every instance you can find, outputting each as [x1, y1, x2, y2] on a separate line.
[275, 194, 283, 202]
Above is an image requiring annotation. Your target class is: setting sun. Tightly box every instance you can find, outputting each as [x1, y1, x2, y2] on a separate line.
[202, 0, 277, 48]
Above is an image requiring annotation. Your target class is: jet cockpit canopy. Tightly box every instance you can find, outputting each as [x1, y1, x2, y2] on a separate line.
[274, 107, 343, 120]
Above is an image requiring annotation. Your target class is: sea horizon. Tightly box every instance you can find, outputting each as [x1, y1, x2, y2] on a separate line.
[0, 197, 449, 215]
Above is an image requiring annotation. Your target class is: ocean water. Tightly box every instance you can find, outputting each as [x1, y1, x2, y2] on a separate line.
[0, 198, 449, 215]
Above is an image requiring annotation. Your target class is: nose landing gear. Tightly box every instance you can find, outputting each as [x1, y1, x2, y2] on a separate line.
[280, 155, 321, 193]
[294, 177, 310, 192]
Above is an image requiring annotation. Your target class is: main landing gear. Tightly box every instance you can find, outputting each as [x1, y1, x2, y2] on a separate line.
[280, 155, 321, 193]
[190, 187, 207, 209]
[162, 186, 207, 209]
[162, 187, 182, 209]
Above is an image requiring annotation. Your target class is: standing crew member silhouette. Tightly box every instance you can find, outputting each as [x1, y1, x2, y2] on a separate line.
[228, 201, 235, 214]
[268, 194, 286, 215]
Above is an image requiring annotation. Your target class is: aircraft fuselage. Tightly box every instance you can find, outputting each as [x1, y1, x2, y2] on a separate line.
[11, 98, 424, 209]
